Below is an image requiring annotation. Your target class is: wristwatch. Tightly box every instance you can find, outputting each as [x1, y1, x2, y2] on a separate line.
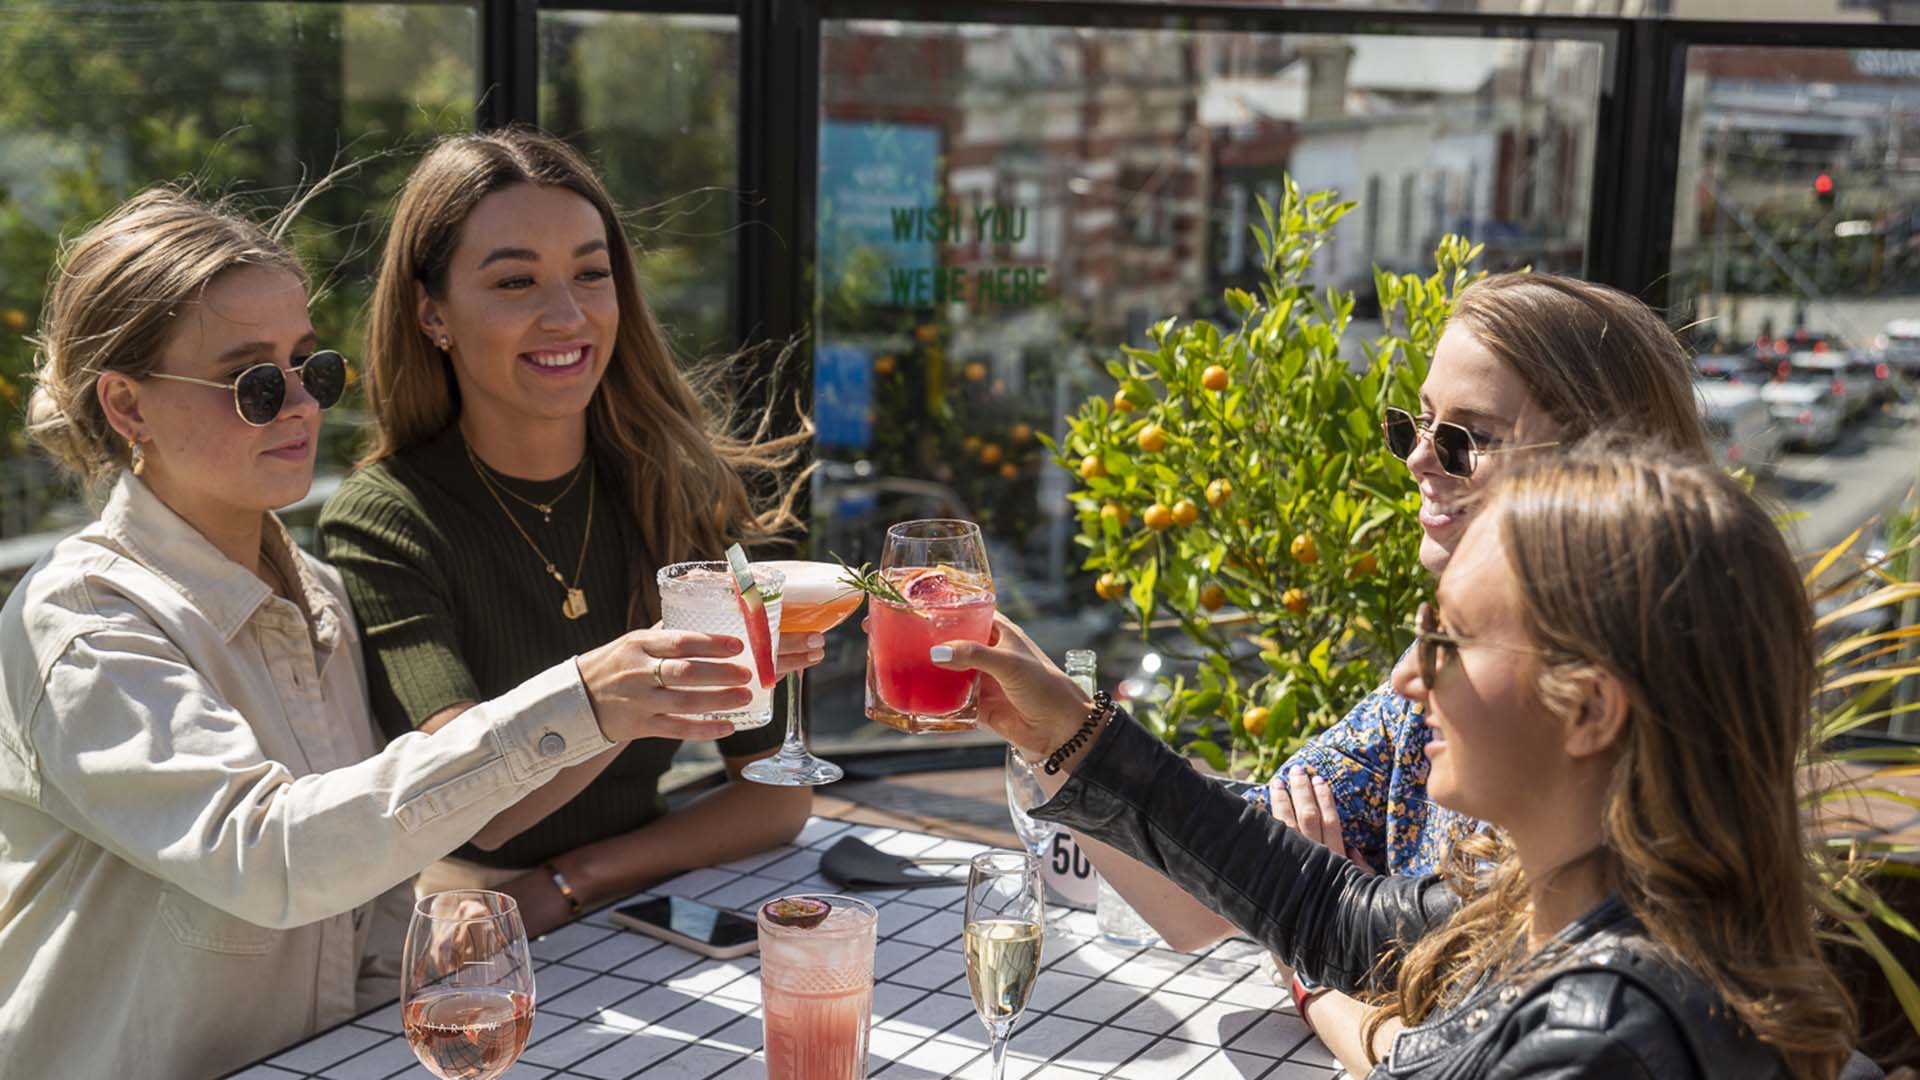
[1291, 971, 1329, 1018]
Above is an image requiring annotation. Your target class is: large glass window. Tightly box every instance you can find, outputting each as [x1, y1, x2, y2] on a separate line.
[807, 21, 1607, 750]
[1668, 44, 1920, 738]
[540, 11, 740, 358]
[0, 2, 477, 542]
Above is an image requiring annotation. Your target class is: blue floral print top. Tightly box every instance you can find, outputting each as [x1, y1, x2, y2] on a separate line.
[1242, 677, 1482, 877]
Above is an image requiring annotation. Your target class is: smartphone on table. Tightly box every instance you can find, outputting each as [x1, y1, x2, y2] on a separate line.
[609, 895, 760, 960]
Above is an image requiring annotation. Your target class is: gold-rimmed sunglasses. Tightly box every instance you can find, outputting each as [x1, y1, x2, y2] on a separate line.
[1382, 407, 1559, 479]
[1412, 602, 1555, 684]
[146, 350, 347, 427]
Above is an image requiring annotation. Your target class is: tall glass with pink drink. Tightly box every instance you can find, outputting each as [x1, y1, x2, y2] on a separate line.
[758, 895, 877, 1080]
[864, 519, 996, 733]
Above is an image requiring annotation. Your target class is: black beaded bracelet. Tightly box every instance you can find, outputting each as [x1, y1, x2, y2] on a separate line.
[1042, 689, 1115, 775]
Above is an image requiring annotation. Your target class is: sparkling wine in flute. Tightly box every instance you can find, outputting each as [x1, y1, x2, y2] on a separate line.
[403, 989, 534, 1080]
[964, 850, 1046, 1080]
[964, 918, 1044, 1025]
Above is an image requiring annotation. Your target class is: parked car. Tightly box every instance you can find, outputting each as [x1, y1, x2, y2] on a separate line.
[1694, 352, 1766, 386]
[1696, 379, 1782, 477]
[1876, 319, 1920, 378]
[1759, 368, 1844, 450]
[1778, 351, 1875, 420]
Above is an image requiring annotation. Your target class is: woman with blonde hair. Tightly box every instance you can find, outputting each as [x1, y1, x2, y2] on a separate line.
[939, 439, 1873, 1079]
[320, 127, 818, 935]
[0, 187, 756, 1078]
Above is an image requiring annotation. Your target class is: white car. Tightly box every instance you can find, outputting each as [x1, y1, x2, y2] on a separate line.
[1878, 319, 1920, 378]
[1782, 351, 1874, 419]
[1759, 371, 1843, 450]
[1695, 379, 1782, 477]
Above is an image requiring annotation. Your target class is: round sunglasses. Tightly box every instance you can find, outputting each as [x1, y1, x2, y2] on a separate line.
[1382, 407, 1558, 479]
[146, 350, 347, 426]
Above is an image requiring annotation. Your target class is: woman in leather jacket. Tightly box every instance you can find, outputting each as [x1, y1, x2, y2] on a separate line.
[932, 440, 1873, 1080]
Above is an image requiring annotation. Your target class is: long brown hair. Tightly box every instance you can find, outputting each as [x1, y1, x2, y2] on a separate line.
[1451, 273, 1711, 460]
[360, 127, 805, 623]
[1376, 438, 1854, 1079]
[27, 187, 307, 491]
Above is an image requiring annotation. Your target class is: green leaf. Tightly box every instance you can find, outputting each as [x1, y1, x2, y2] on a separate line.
[1129, 556, 1159, 630]
[1187, 739, 1229, 772]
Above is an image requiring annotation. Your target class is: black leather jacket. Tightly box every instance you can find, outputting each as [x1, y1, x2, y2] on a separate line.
[1032, 713, 1882, 1080]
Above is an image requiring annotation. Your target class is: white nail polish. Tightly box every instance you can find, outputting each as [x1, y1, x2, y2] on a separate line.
[928, 645, 953, 663]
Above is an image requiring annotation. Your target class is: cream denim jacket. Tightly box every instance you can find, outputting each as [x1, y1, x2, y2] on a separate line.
[0, 475, 613, 1079]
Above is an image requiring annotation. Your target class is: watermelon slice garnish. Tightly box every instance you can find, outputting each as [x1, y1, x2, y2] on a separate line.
[725, 544, 779, 689]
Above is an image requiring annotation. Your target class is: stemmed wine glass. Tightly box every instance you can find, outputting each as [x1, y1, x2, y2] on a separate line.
[401, 890, 535, 1080]
[963, 850, 1046, 1080]
[864, 519, 996, 733]
[744, 561, 864, 786]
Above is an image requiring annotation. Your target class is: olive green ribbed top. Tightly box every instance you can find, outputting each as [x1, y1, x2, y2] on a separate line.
[317, 424, 782, 868]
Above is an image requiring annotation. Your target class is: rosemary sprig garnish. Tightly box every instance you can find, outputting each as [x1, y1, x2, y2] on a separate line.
[831, 553, 914, 606]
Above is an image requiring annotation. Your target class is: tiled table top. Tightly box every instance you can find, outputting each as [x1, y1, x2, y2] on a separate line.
[231, 817, 1347, 1080]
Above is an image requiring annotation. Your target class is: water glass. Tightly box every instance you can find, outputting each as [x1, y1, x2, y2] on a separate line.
[657, 561, 784, 729]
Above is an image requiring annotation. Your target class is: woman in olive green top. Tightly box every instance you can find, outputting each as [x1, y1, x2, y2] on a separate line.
[320, 128, 819, 935]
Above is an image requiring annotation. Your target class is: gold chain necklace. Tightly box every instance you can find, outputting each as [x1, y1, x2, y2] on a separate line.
[466, 444, 595, 620]
[467, 451, 586, 523]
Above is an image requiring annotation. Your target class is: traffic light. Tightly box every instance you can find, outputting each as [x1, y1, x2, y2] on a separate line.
[1815, 173, 1835, 209]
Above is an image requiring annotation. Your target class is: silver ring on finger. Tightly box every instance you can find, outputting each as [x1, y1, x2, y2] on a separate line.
[652, 662, 672, 692]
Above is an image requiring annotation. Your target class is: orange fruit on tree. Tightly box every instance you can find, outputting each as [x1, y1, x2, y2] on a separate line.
[1100, 502, 1132, 527]
[1201, 365, 1230, 392]
[1113, 390, 1136, 413]
[962, 435, 982, 454]
[1282, 588, 1310, 615]
[1079, 454, 1107, 480]
[1206, 478, 1232, 507]
[999, 462, 1020, 480]
[1348, 552, 1378, 578]
[965, 361, 989, 383]
[1011, 423, 1033, 445]
[915, 324, 940, 344]
[1144, 503, 1174, 532]
[1242, 706, 1271, 738]
[1137, 424, 1168, 453]
[1290, 533, 1319, 564]
[1199, 583, 1226, 611]
[1096, 573, 1125, 600]
[979, 443, 1003, 466]
[874, 354, 897, 376]
[2, 309, 28, 333]
[1171, 499, 1199, 527]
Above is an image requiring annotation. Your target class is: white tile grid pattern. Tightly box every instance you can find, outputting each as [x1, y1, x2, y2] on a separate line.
[250, 818, 1349, 1080]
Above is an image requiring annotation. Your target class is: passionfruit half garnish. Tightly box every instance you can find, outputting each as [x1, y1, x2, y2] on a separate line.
[761, 896, 831, 929]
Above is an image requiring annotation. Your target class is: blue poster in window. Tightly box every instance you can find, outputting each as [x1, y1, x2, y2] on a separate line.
[818, 120, 942, 305]
[814, 344, 874, 451]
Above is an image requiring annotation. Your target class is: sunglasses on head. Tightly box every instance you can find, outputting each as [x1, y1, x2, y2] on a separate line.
[146, 350, 347, 426]
[1382, 407, 1559, 479]
[1412, 601, 1555, 685]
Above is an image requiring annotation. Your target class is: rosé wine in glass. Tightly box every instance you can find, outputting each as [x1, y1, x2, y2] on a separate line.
[758, 895, 877, 1080]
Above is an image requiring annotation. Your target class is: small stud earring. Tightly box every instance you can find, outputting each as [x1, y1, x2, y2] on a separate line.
[436, 335, 451, 351]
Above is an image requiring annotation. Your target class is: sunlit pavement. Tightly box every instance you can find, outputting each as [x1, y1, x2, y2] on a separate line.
[1766, 401, 1920, 555]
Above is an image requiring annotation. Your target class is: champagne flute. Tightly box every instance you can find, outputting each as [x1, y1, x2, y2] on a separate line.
[964, 850, 1045, 1080]
[1003, 746, 1054, 857]
[401, 890, 535, 1080]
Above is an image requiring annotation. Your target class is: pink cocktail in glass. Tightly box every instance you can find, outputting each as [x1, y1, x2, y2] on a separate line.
[758, 895, 877, 1080]
[867, 566, 996, 730]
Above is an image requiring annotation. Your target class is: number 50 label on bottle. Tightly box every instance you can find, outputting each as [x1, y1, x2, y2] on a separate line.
[1041, 831, 1099, 909]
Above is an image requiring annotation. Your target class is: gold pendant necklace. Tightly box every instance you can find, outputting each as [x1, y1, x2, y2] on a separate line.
[469, 451, 586, 524]
[467, 444, 596, 620]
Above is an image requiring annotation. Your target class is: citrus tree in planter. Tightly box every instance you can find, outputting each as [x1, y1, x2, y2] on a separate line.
[1046, 179, 1485, 779]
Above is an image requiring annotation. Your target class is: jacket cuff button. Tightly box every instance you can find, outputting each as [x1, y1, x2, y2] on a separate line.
[539, 731, 566, 758]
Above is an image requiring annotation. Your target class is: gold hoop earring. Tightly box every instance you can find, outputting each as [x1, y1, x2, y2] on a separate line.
[127, 437, 145, 477]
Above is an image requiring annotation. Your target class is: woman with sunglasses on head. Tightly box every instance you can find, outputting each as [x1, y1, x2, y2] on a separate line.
[318, 128, 818, 937]
[0, 189, 758, 1079]
[1064, 272, 1713, 1059]
[937, 439, 1876, 1080]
